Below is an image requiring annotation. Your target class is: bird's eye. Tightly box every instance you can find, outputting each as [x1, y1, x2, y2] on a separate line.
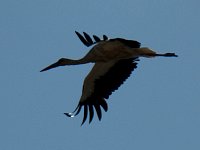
[58, 58, 65, 63]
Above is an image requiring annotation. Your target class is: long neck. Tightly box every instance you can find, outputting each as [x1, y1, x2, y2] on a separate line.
[61, 58, 90, 65]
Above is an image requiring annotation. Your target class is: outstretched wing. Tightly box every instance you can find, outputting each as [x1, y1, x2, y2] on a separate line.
[75, 31, 108, 47]
[65, 58, 139, 125]
[110, 38, 141, 48]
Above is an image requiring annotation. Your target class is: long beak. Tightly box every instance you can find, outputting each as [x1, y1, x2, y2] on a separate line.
[40, 61, 60, 72]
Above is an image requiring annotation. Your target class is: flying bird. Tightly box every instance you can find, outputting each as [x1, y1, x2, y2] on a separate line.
[40, 31, 178, 125]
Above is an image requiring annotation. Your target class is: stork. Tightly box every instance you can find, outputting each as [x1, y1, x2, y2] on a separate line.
[40, 31, 178, 125]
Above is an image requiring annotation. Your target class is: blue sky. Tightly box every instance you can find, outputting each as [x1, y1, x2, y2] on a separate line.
[1, 0, 200, 149]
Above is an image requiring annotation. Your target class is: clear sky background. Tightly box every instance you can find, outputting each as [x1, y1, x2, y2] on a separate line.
[1, 0, 200, 150]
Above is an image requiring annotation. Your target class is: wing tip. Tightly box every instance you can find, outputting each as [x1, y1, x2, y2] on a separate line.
[75, 31, 109, 47]
[65, 98, 108, 125]
[64, 113, 75, 118]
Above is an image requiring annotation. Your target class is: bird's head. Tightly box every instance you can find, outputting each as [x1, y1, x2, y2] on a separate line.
[40, 58, 70, 72]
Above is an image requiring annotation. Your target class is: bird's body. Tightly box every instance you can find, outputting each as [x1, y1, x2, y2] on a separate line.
[41, 31, 177, 125]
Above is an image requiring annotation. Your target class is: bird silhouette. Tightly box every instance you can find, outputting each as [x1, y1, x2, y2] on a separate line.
[40, 31, 178, 125]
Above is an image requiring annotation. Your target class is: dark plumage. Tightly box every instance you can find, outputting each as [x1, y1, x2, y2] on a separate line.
[41, 31, 178, 125]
